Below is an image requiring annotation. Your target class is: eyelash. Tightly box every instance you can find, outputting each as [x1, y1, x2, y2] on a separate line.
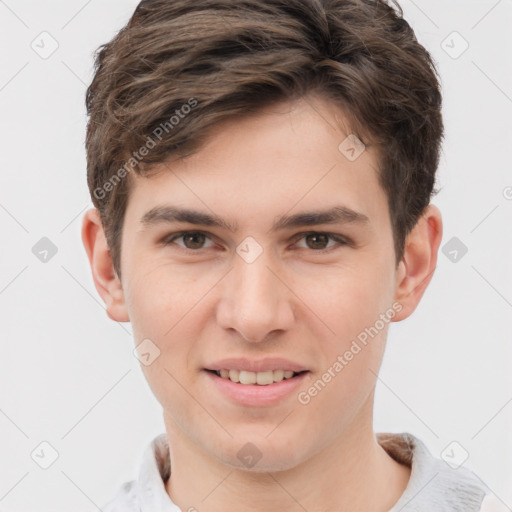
[160, 230, 351, 253]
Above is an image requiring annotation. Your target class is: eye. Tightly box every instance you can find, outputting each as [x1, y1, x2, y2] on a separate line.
[292, 231, 349, 251]
[161, 231, 215, 250]
[160, 230, 350, 252]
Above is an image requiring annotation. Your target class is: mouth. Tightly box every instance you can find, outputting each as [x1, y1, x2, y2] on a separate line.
[204, 368, 310, 407]
[205, 368, 309, 386]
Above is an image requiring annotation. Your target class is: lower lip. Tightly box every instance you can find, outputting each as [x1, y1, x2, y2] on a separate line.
[204, 370, 309, 407]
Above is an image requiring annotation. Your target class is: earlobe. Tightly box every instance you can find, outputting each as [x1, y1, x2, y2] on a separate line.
[81, 208, 130, 323]
[392, 204, 443, 322]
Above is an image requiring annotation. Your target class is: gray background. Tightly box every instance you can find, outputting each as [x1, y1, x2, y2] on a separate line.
[0, 0, 511, 510]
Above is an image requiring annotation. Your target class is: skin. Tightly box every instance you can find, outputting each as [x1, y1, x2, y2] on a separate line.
[82, 94, 443, 511]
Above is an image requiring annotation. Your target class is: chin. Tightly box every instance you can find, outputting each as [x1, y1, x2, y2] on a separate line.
[227, 453, 304, 473]
[212, 435, 308, 473]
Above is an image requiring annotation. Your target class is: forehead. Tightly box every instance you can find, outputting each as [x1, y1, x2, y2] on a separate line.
[124, 96, 387, 231]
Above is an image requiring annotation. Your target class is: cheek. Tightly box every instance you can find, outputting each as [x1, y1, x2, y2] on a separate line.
[297, 260, 393, 410]
[126, 261, 200, 335]
[303, 261, 393, 342]
[127, 270, 201, 424]
[125, 270, 197, 405]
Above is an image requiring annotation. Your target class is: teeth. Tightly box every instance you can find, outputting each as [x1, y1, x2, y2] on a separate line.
[239, 370, 256, 384]
[256, 371, 273, 385]
[273, 370, 284, 382]
[215, 369, 300, 385]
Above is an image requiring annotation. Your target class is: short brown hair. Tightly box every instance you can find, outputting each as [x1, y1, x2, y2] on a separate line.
[85, 0, 443, 280]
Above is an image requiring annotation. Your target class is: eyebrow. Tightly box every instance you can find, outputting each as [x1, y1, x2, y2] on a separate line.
[139, 205, 370, 233]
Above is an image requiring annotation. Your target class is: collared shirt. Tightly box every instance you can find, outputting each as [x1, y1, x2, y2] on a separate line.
[100, 432, 489, 511]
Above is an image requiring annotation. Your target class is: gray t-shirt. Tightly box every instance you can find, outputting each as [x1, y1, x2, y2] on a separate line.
[100, 432, 489, 511]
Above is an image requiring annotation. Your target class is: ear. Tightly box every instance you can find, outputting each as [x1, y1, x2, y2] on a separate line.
[81, 208, 130, 323]
[392, 204, 443, 321]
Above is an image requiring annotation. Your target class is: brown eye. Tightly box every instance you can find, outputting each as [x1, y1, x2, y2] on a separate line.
[294, 232, 348, 251]
[304, 233, 330, 250]
[181, 232, 207, 249]
[162, 231, 215, 250]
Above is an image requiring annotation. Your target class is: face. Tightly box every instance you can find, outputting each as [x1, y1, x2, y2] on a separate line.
[119, 95, 403, 471]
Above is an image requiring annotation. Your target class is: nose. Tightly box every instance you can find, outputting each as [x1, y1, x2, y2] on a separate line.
[216, 250, 296, 343]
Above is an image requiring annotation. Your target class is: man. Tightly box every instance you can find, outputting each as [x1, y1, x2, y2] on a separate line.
[82, 0, 489, 509]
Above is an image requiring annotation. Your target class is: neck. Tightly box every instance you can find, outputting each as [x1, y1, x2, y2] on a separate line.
[164, 400, 411, 511]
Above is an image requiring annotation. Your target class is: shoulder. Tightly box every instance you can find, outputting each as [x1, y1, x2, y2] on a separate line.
[95, 433, 172, 512]
[379, 432, 489, 512]
[99, 479, 140, 512]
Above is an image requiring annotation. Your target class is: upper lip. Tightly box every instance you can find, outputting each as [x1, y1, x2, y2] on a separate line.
[205, 357, 309, 373]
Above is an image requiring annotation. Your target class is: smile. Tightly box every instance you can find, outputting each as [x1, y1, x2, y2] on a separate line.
[212, 369, 304, 385]
[204, 369, 310, 407]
